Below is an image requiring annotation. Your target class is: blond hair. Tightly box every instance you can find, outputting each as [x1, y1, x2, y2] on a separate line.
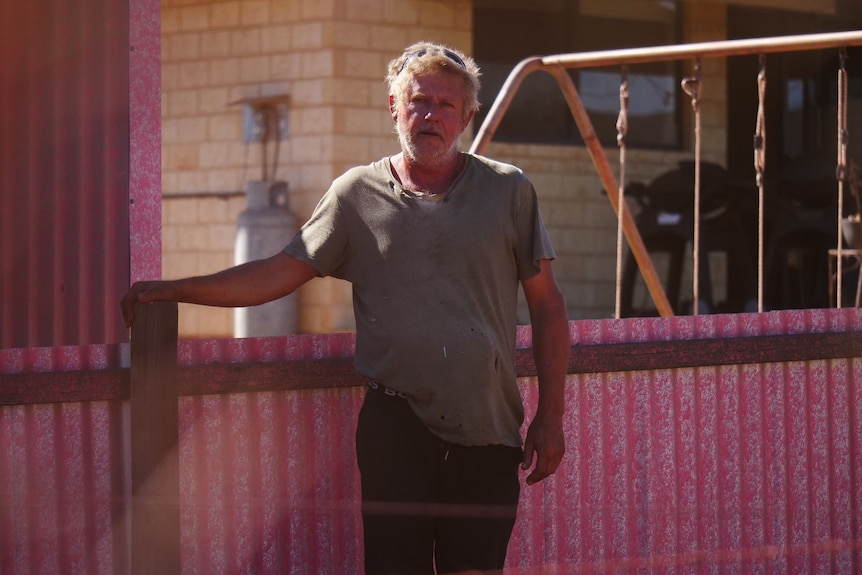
[386, 41, 481, 120]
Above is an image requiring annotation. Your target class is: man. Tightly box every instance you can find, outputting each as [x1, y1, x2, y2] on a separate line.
[122, 41, 569, 574]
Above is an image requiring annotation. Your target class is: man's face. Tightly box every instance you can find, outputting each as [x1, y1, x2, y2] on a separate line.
[391, 73, 474, 168]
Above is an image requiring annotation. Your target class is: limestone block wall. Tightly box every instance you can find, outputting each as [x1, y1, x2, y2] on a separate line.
[162, 193, 245, 336]
[161, 0, 472, 337]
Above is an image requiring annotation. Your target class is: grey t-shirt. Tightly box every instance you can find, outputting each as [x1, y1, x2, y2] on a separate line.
[284, 153, 555, 447]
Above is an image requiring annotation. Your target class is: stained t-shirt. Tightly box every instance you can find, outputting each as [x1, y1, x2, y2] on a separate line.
[284, 153, 555, 447]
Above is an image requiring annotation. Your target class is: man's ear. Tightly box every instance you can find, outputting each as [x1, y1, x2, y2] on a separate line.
[389, 95, 398, 121]
[461, 108, 475, 131]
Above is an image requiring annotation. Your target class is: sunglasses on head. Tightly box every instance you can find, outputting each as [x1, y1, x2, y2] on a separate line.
[398, 48, 467, 75]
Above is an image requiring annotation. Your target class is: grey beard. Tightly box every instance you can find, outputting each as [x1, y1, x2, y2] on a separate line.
[396, 123, 457, 169]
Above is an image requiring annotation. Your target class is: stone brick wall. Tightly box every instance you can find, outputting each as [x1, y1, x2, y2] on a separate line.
[160, 0, 730, 336]
[162, 193, 244, 336]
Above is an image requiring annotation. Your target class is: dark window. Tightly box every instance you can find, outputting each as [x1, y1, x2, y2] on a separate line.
[726, 3, 862, 181]
[473, 0, 682, 149]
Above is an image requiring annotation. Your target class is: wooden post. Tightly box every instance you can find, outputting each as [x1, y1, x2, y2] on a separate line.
[130, 301, 180, 575]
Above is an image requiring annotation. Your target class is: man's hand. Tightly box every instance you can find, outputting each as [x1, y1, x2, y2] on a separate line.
[521, 411, 565, 485]
[120, 281, 176, 328]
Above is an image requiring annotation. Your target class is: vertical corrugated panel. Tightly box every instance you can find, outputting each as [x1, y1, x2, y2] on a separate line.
[512, 363, 856, 574]
[175, 333, 364, 574]
[0, 401, 129, 575]
[0, 343, 121, 375]
[0, 0, 130, 349]
[0, 344, 128, 575]
[507, 312, 862, 574]
[178, 388, 365, 574]
[174, 332, 359, 367]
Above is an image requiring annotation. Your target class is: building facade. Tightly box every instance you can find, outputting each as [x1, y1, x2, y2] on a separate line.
[159, 0, 860, 338]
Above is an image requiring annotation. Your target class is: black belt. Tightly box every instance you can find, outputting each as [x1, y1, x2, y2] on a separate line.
[368, 380, 408, 399]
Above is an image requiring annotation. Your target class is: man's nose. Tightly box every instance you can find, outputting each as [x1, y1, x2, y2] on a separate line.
[422, 103, 442, 120]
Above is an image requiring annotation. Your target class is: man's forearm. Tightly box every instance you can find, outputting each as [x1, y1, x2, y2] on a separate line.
[172, 259, 289, 307]
[121, 252, 317, 327]
[530, 293, 569, 419]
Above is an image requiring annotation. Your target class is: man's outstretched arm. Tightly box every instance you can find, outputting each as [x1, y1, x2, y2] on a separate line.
[121, 252, 318, 327]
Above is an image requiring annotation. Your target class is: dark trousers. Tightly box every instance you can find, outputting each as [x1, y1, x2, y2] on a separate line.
[356, 386, 522, 575]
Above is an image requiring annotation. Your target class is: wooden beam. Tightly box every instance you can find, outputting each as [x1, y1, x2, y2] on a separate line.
[0, 369, 128, 405]
[3, 330, 861, 405]
[559, 331, 862, 374]
[130, 301, 180, 575]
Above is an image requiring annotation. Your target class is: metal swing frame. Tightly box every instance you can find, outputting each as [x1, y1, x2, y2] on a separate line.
[469, 30, 862, 317]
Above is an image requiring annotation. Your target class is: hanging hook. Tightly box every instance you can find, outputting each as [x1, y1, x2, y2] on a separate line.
[754, 55, 767, 188]
[681, 58, 704, 315]
[837, 47, 849, 184]
[836, 46, 850, 307]
[614, 65, 630, 319]
[616, 66, 629, 147]
[681, 59, 702, 111]
[752, 54, 768, 313]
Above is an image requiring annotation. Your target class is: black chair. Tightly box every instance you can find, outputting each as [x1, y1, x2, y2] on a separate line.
[763, 152, 842, 310]
[621, 161, 758, 317]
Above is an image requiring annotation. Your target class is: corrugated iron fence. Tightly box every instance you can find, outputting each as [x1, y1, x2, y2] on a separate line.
[2, 308, 860, 574]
